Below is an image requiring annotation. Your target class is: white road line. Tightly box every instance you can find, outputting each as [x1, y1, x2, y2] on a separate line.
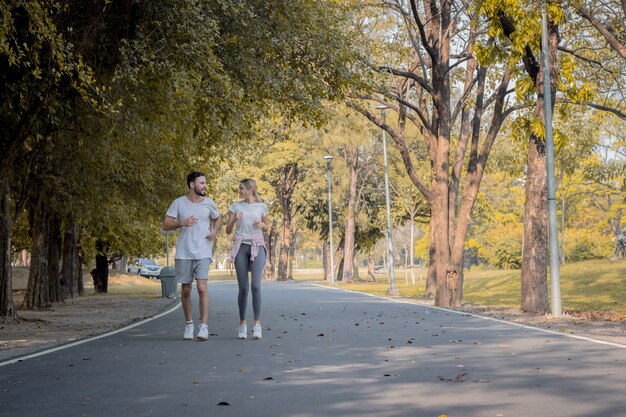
[0, 302, 181, 367]
[313, 283, 626, 349]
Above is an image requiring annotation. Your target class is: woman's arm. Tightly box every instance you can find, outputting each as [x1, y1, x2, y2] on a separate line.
[254, 215, 269, 232]
[225, 211, 237, 234]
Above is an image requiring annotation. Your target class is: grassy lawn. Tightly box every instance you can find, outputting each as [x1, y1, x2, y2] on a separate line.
[11, 267, 164, 299]
[300, 259, 626, 317]
[11, 259, 626, 316]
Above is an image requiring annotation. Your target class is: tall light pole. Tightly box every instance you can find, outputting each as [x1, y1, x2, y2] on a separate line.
[323, 155, 335, 285]
[376, 105, 399, 296]
[541, 0, 561, 316]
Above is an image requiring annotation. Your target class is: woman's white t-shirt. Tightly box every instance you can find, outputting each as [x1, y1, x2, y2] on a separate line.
[229, 201, 268, 244]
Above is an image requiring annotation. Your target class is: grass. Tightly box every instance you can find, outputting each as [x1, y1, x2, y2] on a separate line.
[11, 267, 163, 299]
[303, 259, 626, 317]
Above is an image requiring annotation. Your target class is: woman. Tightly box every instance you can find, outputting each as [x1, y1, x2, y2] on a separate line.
[225, 179, 269, 340]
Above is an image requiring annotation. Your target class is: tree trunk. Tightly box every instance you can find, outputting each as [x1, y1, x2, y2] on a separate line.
[76, 225, 84, 295]
[521, 133, 549, 313]
[61, 217, 77, 299]
[366, 248, 376, 282]
[518, 15, 558, 314]
[341, 146, 359, 283]
[322, 241, 329, 281]
[271, 162, 301, 281]
[264, 219, 278, 280]
[353, 251, 360, 281]
[92, 240, 109, 293]
[0, 179, 17, 319]
[22, 195, 51, 310]
[425, 222, 436, 297]
[277, 220, 292, 281]
[288, 230, 297, 280]
[48, 212, 63, 303]
[336, 257, 344, 282]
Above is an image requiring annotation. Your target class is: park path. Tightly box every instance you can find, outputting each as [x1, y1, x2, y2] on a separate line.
[1, 281, 625, 417]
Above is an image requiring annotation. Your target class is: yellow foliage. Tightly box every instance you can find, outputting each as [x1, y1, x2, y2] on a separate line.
[531, 117, 545, 139]
[515, 76, 534, 101]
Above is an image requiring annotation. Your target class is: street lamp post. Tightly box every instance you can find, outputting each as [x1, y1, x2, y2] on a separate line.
[376, 105, 399, 296]
[323, 155, 335, 285]
[540, 0, 561, 316]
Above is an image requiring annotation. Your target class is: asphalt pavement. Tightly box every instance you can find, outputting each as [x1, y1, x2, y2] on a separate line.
[1, 280, 625, 417]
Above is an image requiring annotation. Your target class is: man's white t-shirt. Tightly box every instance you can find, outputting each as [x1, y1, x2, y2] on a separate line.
[228, 201, 268, 244]
[166, 196, 220, 260]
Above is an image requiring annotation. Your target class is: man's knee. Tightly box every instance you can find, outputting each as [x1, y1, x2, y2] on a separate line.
[196, 281, 208, 294]
[181, 284, 192, 298]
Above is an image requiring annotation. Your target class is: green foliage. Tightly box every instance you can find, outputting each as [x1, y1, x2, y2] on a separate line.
[564, 228, 614, 261]
[476, 222, 523, 269]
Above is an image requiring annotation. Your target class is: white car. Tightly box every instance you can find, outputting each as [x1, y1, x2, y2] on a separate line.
[128, 258, 161, 278]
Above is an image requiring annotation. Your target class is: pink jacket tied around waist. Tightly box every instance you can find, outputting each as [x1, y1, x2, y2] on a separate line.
[231, 233, 267, 266]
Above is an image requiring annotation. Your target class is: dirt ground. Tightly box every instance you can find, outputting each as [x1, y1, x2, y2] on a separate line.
[2, 279, 625, 363]
[1, 274, 177, 362]
[455, 304, 626, 346]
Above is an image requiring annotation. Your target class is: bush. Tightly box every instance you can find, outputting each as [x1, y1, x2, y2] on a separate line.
[476, 223, 523, 269]
[564, 228, 614, 262]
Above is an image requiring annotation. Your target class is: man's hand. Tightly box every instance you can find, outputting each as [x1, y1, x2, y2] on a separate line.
[181, 216, 197, 227]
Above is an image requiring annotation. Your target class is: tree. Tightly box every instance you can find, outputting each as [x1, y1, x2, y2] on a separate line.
[349, 0, 515, 307]
[571, 0, 626, 61]
[1, 0, 360, 315]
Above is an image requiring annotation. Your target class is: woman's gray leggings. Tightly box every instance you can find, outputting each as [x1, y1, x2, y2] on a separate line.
[234, 244, 266, 321]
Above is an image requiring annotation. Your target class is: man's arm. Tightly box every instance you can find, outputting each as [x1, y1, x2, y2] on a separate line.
[163, 215, 187, 231]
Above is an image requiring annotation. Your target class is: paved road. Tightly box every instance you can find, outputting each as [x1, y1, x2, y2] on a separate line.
[1, 281, 625, 417]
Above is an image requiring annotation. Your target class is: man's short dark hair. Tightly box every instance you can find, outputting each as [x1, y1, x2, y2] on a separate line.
[187, 171, 205, 188]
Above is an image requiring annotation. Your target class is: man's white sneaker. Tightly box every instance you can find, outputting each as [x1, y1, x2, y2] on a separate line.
[238, 324, 247, 339]
[184, 322, 194, 340]
[197, 324, 209, 341]
[252, 324, 262, 340]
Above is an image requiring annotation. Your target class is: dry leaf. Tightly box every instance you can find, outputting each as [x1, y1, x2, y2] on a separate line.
[454, 373, 468, 382]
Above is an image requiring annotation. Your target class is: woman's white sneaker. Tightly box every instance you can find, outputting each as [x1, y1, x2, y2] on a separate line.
[184, 322, 194, 340]
[197, 324, 209, 341]
[238, 324, 247, 339]
[252, 324, 262, 340]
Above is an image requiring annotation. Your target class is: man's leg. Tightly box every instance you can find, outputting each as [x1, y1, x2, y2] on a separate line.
[181, 283, 193, 321]
[196, 280, 209, 325]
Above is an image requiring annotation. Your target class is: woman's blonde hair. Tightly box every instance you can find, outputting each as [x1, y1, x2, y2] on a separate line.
[240, 178, 261, 202]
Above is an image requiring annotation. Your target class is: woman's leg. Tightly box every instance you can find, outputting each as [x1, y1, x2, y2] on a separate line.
[249, 247, 266, 323]
[234, 245, 252, 322]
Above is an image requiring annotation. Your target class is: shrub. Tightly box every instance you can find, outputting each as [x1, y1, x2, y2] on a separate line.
[563, 228, 614, 262]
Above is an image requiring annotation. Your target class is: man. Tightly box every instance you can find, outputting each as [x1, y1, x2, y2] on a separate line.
[163, 171, 221, 340]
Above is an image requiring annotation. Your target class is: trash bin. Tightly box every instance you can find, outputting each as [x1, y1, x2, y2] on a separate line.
[158, 266, 177, 298]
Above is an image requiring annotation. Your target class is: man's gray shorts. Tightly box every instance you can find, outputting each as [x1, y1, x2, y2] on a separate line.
[175, 259, 211, 284]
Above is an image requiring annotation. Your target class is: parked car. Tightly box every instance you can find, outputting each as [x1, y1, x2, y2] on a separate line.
[128, 258, 161, 278]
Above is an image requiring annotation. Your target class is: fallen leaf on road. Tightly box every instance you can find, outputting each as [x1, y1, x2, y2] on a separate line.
[454, 373, 468, 382]
[438, 373, 468, 383]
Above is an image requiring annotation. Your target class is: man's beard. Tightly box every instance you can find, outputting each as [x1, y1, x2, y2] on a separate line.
[194, 188, 206, 197]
